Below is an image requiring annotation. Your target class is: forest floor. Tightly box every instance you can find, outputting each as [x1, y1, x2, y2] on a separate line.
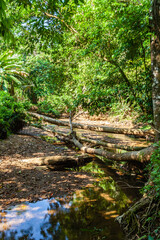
[0, 114, 150, 210]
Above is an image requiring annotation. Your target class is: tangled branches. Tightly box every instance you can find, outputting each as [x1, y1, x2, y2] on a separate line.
[117, 196, 160, 239]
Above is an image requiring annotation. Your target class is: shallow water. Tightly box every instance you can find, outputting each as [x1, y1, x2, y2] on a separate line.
[0, 162, 142, 240]
[0, 195, 124, 240]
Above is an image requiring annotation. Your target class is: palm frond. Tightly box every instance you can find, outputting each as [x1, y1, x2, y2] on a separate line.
[0, 51, 28, 95]
[6, 74, 22, 85]
[3, 64, 23, 70]
[0, 51, 13, 62]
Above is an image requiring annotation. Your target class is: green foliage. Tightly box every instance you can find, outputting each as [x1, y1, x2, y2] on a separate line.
[0, 0, 13, 40]
[48, 0, 151, 116]
[144, 142, 160, 198]
[37, 100, 60, 117]
[0, 91, 26, 139]
[0, 51, 28, 95]
[1, 0, 153, 118]
[0, 0, 82, 44]
[0, 0, 153, 119]
[138, 143, 160, 240]
[37, 94, 74, 117]
[20, 99, 33, 110]
[24, 54, 66, 103]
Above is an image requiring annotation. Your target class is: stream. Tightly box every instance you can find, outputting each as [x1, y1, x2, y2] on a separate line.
[0, 159, 145, 240]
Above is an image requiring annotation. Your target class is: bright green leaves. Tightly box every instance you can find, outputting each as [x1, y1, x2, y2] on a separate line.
[0, 51, 28, 95]
[0, 0, 82, 45]
[0, 0, 13, 40]
[70, 0, 152, 114]
[143, 142, 160, 199]
[0, 91, 26, 138]
[0, 0, 153, 117]
[150, 142, 160, 197]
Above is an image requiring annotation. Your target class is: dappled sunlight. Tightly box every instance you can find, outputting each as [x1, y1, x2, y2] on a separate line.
[0, 148, 144, 239]
[80, 129, 150, 147]
[0, 125, 146, 239]
[0, 127, 74, 161]
[0, 163, 95, 210]
[100, 193, 115, 203]
[100, 210, 119, 219]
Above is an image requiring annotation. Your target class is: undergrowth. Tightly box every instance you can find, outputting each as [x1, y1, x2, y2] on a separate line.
[119, 142, 160, 240]
[0, 92, 26, 139]
[37, 94, 74, 117]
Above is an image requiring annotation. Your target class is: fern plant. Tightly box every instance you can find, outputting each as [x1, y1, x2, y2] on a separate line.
[0, 51, 28, 95]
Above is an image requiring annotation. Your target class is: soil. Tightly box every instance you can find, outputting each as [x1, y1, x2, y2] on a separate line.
[0, 126, 95, 210]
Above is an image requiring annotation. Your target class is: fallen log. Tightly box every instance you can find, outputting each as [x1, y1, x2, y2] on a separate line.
[79, 137, 147, 151]
[70, 133, 155, 162]
[56, 130, 155, 162]
[30, 122, 153, 162]
[41, 125, 150, 152]
[29, 112, 154, 137]
[21, 154, 93, 170]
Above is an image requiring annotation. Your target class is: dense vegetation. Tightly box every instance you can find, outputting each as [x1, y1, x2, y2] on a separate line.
[1, 0, 153, 117]
[0, 92, 26, 138]
[0, 0, 160, 239]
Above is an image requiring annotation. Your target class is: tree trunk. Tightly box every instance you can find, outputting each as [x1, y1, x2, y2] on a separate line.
[80, 137, 148, 151]
[72, 134, 154, 162]
[151, 0, 160, 141]
[21, 154, 93, 170]
[28, 112, 154, 137]
[9, 80, 15, 96]
[28, 88, 38, 104]
[57, 131, 155, 162]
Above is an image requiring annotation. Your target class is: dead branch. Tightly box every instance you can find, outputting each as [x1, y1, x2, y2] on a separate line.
[40, 124, 150, 152]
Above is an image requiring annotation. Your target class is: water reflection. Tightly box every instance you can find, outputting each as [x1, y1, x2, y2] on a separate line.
[0, 168, 130, 240]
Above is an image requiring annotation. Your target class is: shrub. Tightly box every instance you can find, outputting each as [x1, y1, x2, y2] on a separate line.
[37, 94, 75, 117]
[0, 91, 26, 139]
[144, 142, 160, 198]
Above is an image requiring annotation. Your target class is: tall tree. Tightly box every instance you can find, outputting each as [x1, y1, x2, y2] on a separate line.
[151, 0, 160, 140]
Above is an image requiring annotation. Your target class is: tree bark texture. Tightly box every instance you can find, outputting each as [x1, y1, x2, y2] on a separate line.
[151, 0, 160, 140]
[29, 112, 154, 137]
